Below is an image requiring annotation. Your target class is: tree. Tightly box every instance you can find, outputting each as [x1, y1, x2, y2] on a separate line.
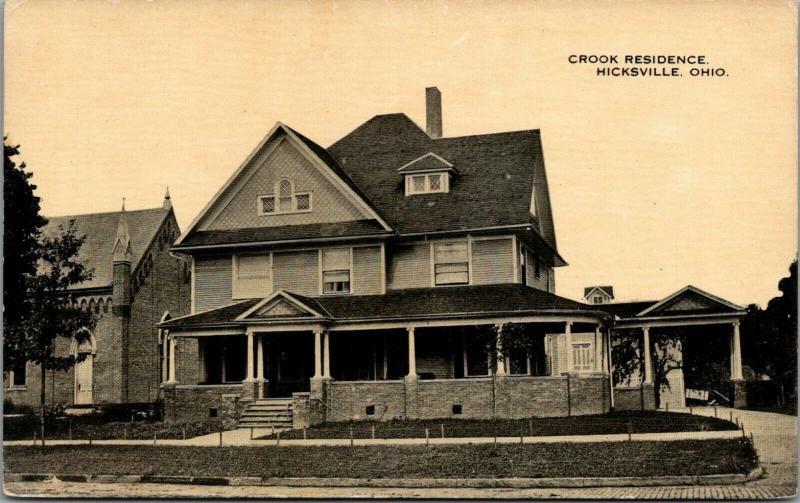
[742, 259, 797, 409]
[2, 140, 96, 442]
[3, 140, 47, 370]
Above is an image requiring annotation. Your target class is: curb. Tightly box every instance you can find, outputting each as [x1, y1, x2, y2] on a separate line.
[4, 472, 752, 488]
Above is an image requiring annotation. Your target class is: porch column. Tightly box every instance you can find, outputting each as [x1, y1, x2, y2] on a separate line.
[245, 331, 255, 381]
[313, 329, 322, 378]
[323, 330, 331, 378]
[167, 335, 177, 383]
[406, 327, 417, 378]
[731, 320, 743, 380]
[594, 326, 601, 372]
[256, 334, 264, 381]
[642, 326, 653, 384]
[564, 321, 573, 373]
[495, 324, 507, 375]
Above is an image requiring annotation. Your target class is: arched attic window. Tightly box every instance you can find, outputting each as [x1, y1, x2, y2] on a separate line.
[258, 178, 312, 215]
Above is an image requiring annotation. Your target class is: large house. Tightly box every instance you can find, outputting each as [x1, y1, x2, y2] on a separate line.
[4, 192, 191, 409]
[160, 88, 748, 428]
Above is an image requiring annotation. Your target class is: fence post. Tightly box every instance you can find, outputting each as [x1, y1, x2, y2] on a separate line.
[440, 424, 444, 439]
[689, 405, 693, 415]
[68, 419, 72, 440]
[520, 426, 524, 445]
[153, 432, 157, 446]
[349, 427, 353, 447]
[627, 419, 633, 441]
[277, 431, 281, 446]
[32, 427, 37, 446]
[729, 410, 733, 423]
[249, 428, 254, 440]
[665, 402, 669, 412]
[529, 418, 533, 436]
[218, 429, 223, 447]
[88, 433, 93, 446]
[714, 406, 718, 418]
[183, 427, 187, 441]
[425, 428, 429, 446]
[304, 427, 308, 440]
[371, 425, 375, 440]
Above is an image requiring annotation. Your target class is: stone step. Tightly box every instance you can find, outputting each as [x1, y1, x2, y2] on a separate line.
[247, 404, 294, 411]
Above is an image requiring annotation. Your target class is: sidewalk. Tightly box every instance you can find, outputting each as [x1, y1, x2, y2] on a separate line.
[3, 428, 744, 448]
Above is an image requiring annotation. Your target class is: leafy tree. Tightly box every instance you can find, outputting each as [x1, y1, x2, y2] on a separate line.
[742, 259, 797, 409]
[2, 140, 96, 442]
[3, 140, 47, 369]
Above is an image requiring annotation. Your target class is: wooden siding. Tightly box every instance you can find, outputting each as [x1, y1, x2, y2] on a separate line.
[272, 249, 319, 296]
[194, 255, 232, 313]
[353, 246, 383, 295]
[387, 243, 431, 290]
[472, 238, 514, 285]
[204, 139, 368, 231]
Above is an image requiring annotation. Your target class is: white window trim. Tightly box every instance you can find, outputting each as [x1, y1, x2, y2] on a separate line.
[7, 368, 26, 390]
[320, 246, 353, 296]
[232, 253, 272, 300]
[462, 343, 491, 377]
[405, 172, 449, 196]
[430, 238, 471, 287]
[571, 342, 594, 373]
[258, 191, 313, 216]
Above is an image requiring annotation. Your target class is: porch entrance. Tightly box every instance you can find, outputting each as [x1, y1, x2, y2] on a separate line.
[265, 333, 314, 397]
[74, 354, 93, 405]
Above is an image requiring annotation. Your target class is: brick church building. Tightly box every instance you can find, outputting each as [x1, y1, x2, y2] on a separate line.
[4, 191, 191, 408]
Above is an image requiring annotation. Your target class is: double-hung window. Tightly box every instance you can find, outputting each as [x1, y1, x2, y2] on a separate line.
[322, 248, 351, 294]
[233, 254, 270, 299]
[433, 241, 469, 285]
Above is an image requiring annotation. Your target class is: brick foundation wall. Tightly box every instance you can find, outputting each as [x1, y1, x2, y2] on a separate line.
[613, 384, 656, 411]
[326, 381, 407, 421]
[319, 375, 609, 422]
[162, 384, 244, 427]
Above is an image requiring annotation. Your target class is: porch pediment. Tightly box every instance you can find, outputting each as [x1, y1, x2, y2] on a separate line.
[636, 286, 744, 317]
[235, 290, 328, 321]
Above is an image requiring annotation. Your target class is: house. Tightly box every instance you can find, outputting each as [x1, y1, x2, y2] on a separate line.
[4, 191, 191, 409]
[159, 87, 616, 428]
[584, 286, 614, 305]
[599, 285, 747, 410]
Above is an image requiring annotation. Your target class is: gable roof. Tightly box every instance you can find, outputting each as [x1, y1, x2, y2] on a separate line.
[584, 286, 614, 299]
[174, 122, 393, 249]
[42, 207, 171, 290]
[396, 152, 456, 174]
[328, 113, 558, 252]
[636, 285, 745, 317]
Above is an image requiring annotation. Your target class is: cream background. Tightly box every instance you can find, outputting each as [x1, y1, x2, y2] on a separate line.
[4, 0, 797, 307]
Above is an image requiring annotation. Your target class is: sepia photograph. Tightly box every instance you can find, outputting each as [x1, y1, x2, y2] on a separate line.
[2, 0, 797, 499]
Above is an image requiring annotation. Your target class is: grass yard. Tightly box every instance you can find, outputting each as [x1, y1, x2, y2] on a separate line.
[4, 439, 757, 479]
[3, 416, 226, 441]
[256, 411, 738, 440]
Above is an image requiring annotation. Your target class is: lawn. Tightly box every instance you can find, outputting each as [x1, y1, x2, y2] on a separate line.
[4, 439, 757, 479]
[256, 411, 739, 440]
[3, 415, 226, 441]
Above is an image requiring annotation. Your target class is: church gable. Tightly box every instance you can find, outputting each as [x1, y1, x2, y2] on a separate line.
[201, 135, 371, 232]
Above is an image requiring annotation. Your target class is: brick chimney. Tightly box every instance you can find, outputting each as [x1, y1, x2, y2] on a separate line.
[425, 87, 442, 139]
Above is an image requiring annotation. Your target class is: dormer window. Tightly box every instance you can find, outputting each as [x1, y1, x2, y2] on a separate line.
[398, 152, 458, 196]
[259, 178, 312, 215]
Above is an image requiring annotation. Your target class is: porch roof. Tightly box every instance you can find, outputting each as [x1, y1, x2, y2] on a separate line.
[160, 284, 606, 331]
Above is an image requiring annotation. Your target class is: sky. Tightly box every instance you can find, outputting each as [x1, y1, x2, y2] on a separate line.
[4, 0, 797, 307]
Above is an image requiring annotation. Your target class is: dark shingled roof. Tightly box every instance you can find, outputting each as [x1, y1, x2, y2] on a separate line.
[598, 301, 658, 319]
[178, 219, 390, 247]
[161, 284, 604, 330]
[42, 207, 170, 290]
[328, 114, 544, 237]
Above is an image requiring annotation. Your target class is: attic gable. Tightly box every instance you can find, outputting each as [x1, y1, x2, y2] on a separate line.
[236, 290, 328, 321]
[637, 286, 744, 317]
[176, 123, 391, 247]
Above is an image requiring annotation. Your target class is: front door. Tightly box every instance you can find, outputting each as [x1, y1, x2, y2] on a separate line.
[266, 333, 314, 397]
[74, 354, 93, 405]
